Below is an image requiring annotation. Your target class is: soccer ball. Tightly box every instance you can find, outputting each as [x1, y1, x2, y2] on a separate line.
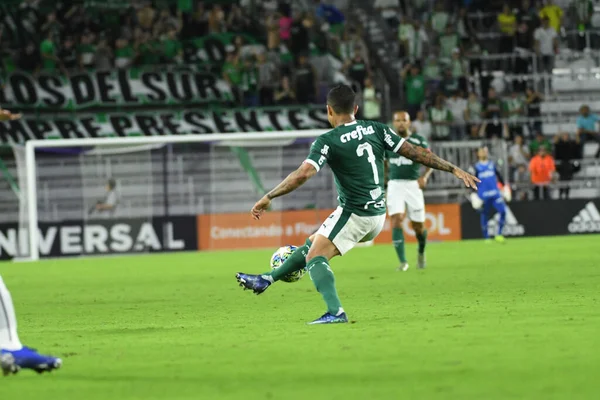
[270, 245, 306, 283]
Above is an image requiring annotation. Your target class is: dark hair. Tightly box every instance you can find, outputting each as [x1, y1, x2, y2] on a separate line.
[107, 178, 116, 190]
[326, 84, 356, 114]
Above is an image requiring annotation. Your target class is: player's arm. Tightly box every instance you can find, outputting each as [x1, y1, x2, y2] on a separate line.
[0, 108, 22, 121]
[397, 140, 479, 189]
[418, 140, 433, 189]
[494, 166, 505, 185]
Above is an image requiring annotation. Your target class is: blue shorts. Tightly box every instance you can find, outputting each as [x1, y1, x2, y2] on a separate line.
[481, 195, 506, 215]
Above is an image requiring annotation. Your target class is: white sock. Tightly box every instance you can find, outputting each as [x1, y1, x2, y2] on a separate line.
[336, 307, 345, 316]
[0, 276, 23, 351]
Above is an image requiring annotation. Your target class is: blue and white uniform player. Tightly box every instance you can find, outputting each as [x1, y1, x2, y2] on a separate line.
[468, 146, 510, 243]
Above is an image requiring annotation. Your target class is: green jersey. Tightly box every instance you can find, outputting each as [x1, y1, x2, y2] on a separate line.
[387, 132, 429, 181]
[305, 120, 405, 216]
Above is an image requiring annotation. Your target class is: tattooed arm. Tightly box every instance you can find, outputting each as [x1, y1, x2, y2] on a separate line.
[251, 162, 317, 220]
[397, 141, 480, 189]
[397, 140, 457, 172]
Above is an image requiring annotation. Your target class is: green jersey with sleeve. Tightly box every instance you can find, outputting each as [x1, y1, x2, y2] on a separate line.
[387, 132, 429, 180]
[305, 120, 405, 217]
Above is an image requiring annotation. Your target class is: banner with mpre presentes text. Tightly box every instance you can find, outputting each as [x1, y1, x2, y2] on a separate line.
[0, 216, 197, 260]
[0, 106, 329, 144]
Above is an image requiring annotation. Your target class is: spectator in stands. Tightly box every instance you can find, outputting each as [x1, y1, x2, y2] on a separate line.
[539, 0, 563, 33]
[137, 32, 160, 66]
[530, 131, 553, 154]
[412, 110, 432, 141]
[465, 37, 483, 77]
[40, 32, 59, 73]
[439, 25, 460, 61]
[41, 12, 62, 44]
[465, 91, 483, 131]
[446, 90, 467, 140]
[554, 133, 582, 199]
[422, 52, 442, 90]
[514, 21, 534, 92]
[274, 75, 296, 105]
[208, 4, 226, 33]
[95, 38, 113, 71]
[401, 63, 425, 120]
[339, 28, 368, 63]
[345, 50, 369, 90]
[294, 54, 318, 104]
[18, 42, 40, 73]
[517, 0, 540, 31]
[450, 48, 469, 93]
[278, 9, 293, 45]
[315, 0, 346, 36]
[576, 105, 600, 158]
[497, 3, 516, 64]
[525, 87, 543, 136]
[505, 90, 525, 140]
[59, 37, 78, 72]
[163, 29, 183, 64]
[440, 68, 460, 97]
[529, 145, 556, 200]
[456, 7, 475, 47]
[115, 38, 135, 69]
[290, 12, 311, 56]
[362, 77, 381, 122]
[398, 18, 428, 62]
[572, 0, 594, 50]
[93, 178, 119, 214]
[483, 88, 503, 139]
[257, 52, 277, 106]
[182, 2, 208, 38]
[508, 134, 530, 184]
[240, 56, 259, 106]
[222, 49, 242, 103]
[227, 5, 251, 34]
[534, 16, 558, 91]
[78, 32, 96, 70]
[430, 1, 450, 37]
[429, 94, 453, 141]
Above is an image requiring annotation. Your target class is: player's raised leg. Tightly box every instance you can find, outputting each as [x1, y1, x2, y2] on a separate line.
[0, 276, 62, 376]
[480, 200, 492, 242]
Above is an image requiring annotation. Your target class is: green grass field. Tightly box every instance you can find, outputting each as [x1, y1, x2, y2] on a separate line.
[1, 235, 599, 399]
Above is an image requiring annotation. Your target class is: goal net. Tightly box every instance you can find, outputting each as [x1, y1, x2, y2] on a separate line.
[10, 131, 331, 260]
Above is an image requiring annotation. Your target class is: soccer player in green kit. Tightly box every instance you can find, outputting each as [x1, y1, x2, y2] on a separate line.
[236, 85, 479, 324]
[386, 111, 431, 271]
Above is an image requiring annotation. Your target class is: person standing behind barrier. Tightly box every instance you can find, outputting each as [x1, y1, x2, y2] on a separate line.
[576, 105, 600, 158]
[554, 133, 582, 199]
[362, 77, 381, 122]
[529, 146, 556, 200]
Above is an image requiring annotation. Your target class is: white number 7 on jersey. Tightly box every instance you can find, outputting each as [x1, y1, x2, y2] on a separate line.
[356, 143, 379, 185]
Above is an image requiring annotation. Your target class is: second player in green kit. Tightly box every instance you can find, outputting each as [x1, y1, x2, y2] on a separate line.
[386, 111, 431, 271]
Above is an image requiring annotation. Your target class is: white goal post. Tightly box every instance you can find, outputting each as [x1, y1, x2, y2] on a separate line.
[21, 130, 326, 261]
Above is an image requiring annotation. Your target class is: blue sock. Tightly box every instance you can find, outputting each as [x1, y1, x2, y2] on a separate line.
[480, 212, 489, 239]
[497, 212, 506, 236]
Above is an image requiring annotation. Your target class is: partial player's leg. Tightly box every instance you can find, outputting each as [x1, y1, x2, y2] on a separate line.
[493, 196, 507, 243]
[387, 180, 408, 271]
[480, 199, 492, 241]
[406, 181, 427, 269]
[0, 276, 62, 376]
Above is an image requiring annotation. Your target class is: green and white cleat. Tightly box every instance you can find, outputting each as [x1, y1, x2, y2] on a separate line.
[396, 262, 409, 272]
[494, 235, 506, 244]
[417, 253, 426, 269]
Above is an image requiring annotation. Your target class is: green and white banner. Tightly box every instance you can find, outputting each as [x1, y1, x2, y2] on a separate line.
[0, 69, 233, 110]
[0, 106, 330, 143]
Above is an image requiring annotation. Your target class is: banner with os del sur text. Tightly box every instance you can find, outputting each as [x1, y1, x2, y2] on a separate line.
[0, 106, 330, 144]
[0, 216, 197, 260]
[197, 204, 461, 251]
[0, 69, 232, 110]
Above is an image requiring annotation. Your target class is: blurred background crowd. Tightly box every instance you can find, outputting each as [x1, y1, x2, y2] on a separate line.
[1, 0, 599, 200]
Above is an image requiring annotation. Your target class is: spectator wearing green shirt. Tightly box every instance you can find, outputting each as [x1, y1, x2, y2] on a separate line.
[78, 33, 96, 70]
[40, 33, 59, 73]
[401, 63, 425, 120]
[138, 33, 161, 66]
[115, 38, 136, 69]
[429, 95, 453, 141]
[439, 25, 460, 60]
[530, 132, 553, 154]
[222, 50, 242, 103]
[162, 29, 183, 64]
[504, 90, 525, 139]
[430, 2, 450, 36]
